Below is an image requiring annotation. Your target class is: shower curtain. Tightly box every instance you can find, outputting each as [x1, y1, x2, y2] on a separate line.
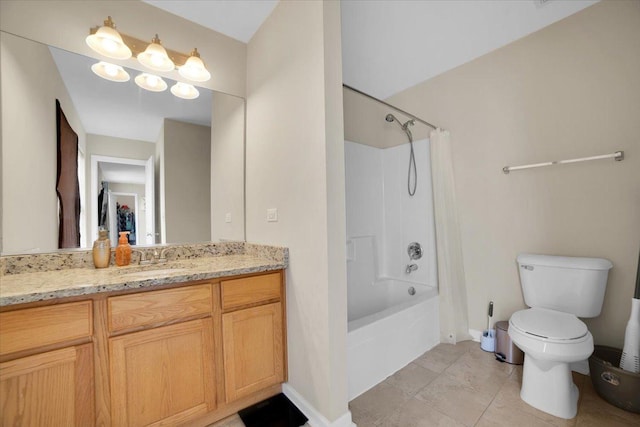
[430, 129, 471, 344]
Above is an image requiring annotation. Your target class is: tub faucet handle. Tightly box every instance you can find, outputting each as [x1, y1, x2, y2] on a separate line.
[408, 242, 423, 260]
[406, 263, 418, 274]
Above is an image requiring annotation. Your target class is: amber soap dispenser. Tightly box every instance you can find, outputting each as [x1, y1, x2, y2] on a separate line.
[115, 231, 132, 266]
[92, 228, 111, 268]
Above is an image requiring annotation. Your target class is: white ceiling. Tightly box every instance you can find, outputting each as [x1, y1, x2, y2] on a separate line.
[142, 0, 279, 43]
[340, 0, 599, 99]
[144, 0, 598, 99]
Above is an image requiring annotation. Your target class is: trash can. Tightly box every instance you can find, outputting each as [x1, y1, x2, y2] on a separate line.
[495, 320, 524, 364]
[589, 345, 640, 413]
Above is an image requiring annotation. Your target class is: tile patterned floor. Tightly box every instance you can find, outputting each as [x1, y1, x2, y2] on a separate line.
[349, 342, 640, 427]
[211, 341, 639, 427]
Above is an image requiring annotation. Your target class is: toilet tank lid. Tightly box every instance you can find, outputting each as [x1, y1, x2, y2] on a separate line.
[517, 253, 613, 271]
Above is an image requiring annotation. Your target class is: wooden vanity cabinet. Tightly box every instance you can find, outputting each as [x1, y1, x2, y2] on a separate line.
[222, 302, 284, 402]
[0, 302, 95, 426]
[0, 269, 286, 427]
[221, 272, 286, 403]
[107, 284, 216, 427]
[109, 318, 216, 426]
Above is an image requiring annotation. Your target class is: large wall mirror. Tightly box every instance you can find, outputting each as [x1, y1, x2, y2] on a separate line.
[1, 30, 245, 255]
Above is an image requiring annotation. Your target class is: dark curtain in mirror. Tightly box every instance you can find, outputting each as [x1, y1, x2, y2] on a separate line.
[56, 99, 81, 248]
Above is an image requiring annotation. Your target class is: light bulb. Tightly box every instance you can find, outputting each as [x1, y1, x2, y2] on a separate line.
[101, 38, 118, 53]
[170, 82, 199, 99]
[151, 54, 164, 67]
[137, 35, 175, 72]
[85, 16, 132, 60]
[91, 61, 130, 82]
[135, 73, 167, 92]
[178, 48, 211, 82]
[104, 63, 119, 77]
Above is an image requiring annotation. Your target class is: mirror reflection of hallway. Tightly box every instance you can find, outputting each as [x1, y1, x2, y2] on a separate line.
[108, 193, 139, 245]
[92, 155, 154, 246]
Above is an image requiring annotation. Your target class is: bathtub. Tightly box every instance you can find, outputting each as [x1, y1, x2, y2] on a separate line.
[347, 278, 439, 400]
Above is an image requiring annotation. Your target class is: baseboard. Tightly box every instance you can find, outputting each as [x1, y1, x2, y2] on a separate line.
[282, 383, 356, 427]
[469, 328, 482, 342]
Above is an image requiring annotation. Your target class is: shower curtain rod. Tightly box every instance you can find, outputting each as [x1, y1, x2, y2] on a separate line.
[343, 84, 439, 130]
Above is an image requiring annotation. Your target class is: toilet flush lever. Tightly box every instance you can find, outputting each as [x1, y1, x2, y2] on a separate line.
[522, 265, 534, 271]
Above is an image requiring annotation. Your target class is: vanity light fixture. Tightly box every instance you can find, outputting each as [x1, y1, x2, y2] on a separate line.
[170, 82, 200, 99]
[91, 61, 130, 82]
[178, 49, 211, 82]
[137, 35, 175, 72]
[87, 17, 211, 99]
[134, 73, 167, 92]
[85, 16, 132, 60]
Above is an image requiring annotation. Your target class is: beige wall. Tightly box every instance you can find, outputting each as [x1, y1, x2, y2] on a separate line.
[163, 119, 211, 244]
[343, 87, 431, 148]
[211, 93, 245, 241]
[86, 134, 155, 161]
[1, 32, 86, 254]
[246, 0, 349, 423]
[0, 0, 246, 97]
[389, 0, 640, 348]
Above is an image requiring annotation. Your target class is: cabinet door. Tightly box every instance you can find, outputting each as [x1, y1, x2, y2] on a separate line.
[0, 343, 95, 426]
[222, 302, 284, 402]
[109, 318, 215, 427]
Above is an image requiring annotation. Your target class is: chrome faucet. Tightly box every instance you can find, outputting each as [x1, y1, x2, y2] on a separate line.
[157, 247, 174, 264]
[132, 247, 174, 265]
[132, 249, 154, 265]
[406, 263, 418, 274]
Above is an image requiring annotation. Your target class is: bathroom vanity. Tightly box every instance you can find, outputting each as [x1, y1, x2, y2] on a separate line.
[0, 243, 288, 426]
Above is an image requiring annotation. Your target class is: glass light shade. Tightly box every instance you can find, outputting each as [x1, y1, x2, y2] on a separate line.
[170, 82, 199, 100]
[135, 73, 167, 92]
[85, 17, 132, 60]
[137, 35, 175, 72]
[178, 49, 211, 82]
[91, 62, 130, 82]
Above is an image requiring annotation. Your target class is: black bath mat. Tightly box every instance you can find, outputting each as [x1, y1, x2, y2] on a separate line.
[238, 393, 308, 427]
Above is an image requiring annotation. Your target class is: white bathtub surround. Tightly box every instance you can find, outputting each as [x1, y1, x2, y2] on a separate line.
[283, 384, 355, 427]
[348, 282, 439, 399]
[345, 138, 439, 401]
[344, 140, 437, 286]
[430, 129, 472, 344]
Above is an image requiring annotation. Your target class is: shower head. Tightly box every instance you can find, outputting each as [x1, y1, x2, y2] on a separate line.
[386, 113, 415, 130]
[386, 112, 414, 143]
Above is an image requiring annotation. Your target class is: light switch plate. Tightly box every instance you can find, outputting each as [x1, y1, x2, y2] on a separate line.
[267, 208, 278, 222]
[225, 213, 232, 223]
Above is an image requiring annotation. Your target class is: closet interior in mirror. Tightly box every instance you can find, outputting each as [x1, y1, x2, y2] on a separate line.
[0, 31, 245, 255]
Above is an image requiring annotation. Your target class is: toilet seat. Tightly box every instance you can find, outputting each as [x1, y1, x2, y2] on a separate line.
[510, 308, 588, 343]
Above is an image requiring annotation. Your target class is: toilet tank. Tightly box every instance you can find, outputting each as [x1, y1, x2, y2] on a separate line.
[517, 253, 613, 318]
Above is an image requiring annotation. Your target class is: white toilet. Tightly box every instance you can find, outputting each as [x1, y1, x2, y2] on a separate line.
[508, 253, 612, 419]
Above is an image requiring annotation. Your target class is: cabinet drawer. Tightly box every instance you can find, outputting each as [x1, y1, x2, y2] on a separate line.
[221, 272, 281, 311]
[108, 284, 213, 333]
[0, 301, 93, 356]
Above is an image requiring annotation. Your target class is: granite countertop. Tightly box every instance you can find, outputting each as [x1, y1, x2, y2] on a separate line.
[0, 254, 286, 307]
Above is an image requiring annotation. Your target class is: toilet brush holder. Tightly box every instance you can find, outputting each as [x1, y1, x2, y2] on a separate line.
[481, 329, 496, 352]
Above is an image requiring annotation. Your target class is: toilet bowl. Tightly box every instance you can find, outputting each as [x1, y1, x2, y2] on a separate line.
[509, 308, 594, 419]
[509, 254, 612, 420]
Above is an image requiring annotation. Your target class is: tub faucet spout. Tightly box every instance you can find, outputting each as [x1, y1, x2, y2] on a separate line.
[406, 263, 418, 274]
